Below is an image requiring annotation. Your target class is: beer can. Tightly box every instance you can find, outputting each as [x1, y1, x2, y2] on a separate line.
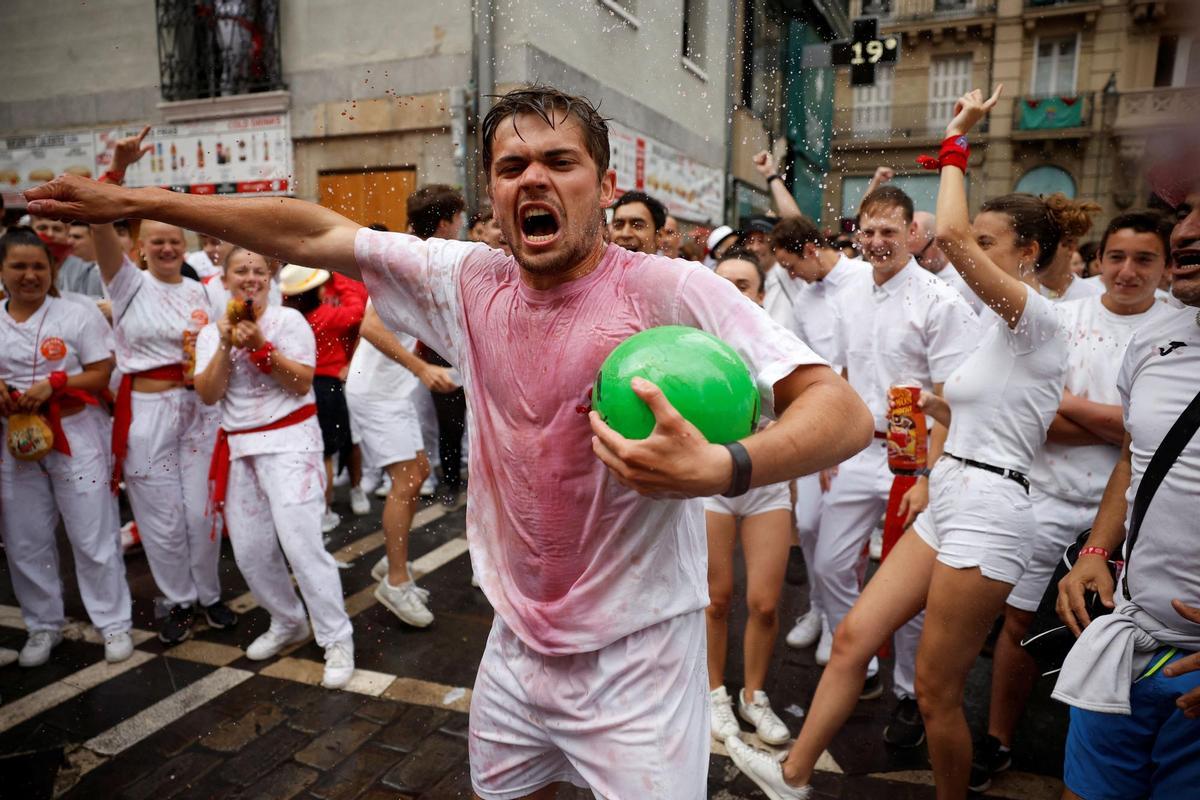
[887, 382, 927, 474]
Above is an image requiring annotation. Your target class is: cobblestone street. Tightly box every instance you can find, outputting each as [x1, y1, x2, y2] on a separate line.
[0, 491, 1068, 799]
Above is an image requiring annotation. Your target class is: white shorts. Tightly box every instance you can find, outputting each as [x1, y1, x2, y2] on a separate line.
[1006, 489, 1096, 612]
[914, 457, 1034, 586]
[469, 610, 708, 800]
[703, 481, 791, 518]
[345, 394, 424, 469]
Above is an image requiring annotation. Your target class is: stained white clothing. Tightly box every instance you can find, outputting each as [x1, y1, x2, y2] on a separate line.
[0, 295, 113, 391]
[357, 231, 825, 656]
[123, 388, 222, 608]
[195, 305, 323, 458]
[1, 407, 130, 635]
[1042, 275, 1105, 303]
[942, 286, 1067, 474]
[469, 610, 708, 799]
[185, 250, 222, 279]
[703, 480, 792, 517]
[1031, 296, 1176, 504]
[224, 450, 353, 647]
[106, 256, 217, 374]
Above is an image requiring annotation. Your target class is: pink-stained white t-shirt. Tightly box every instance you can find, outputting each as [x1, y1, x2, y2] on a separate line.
[194, 305, 323, 459]
[356, 230, 826, 655]
[0, 295, 114, 391]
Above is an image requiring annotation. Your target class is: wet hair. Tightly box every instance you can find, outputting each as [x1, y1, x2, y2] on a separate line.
[860, 186, 914, 224]
[771, 215, 823, 254]
[482, 85, 610, 180]
[0, 226, 53, 265]
[716, 246, 767, 294]
[611, 191, 667, 231]
[1044, 193, 1101, 247]
[1098, 209, 1174, 261]
[406, 184, 465, 240]
[980, 193, 1077, 271]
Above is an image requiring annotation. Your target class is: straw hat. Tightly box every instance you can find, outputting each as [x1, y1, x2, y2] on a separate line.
[278, 264, 331, 295]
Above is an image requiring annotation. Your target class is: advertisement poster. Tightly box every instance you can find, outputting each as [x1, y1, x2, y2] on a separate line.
[0, 114, 293, 197]
[608, 120, 724, 225]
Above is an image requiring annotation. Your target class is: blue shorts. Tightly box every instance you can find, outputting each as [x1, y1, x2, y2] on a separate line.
[1064, 648, 1200, 800]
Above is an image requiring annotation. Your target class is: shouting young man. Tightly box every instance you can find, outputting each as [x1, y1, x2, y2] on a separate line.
[26, 85, 873, 800]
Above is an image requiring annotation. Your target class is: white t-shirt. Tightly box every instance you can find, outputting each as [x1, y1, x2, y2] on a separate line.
[1031, 296, 1178, 503]
[763, 265, 803, 337]
[0, 295, 114, 391]
[185, 250, 222, 279]
[831, 259, 980, 431]
[1116, 303, 1200, 636]
[356, 230, 826, 655]
[344, 302, 420, 404]
[933, 264, 984, 315]
[791, 255, 870, 366]
[106, 256, 219, 374]
[943, 286, 1067, 474]
[1039, 275, 1105, 303]
[194, 305, 322, 459]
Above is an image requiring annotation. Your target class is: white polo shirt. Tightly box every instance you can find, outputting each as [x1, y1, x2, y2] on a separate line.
[792, 254, 871, 367]
[831, 259, 980, 431]
[763, 264, 803, 337]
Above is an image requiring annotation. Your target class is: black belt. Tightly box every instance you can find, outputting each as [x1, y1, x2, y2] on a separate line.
[943, 452, 1030, 493]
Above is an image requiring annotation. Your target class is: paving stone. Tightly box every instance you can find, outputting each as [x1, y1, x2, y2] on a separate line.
[199, 702, 286, 752]
[353, 789, 415, 800]
[221, 724, 311, 787]
[437, 711, 470, 741]
[148, 705, 231, 757]
[421, 762, 476, 798]
[308, 744, 404, 800]
[354, 698, 402, 725]
[287, 690, 365, 734]
[293, 717, 381, 771]
[374, 704, 451, 753]
[118, 750, 222, 800]
[170, 770, 242, 800]
[239, 761, 319, 800]
[380, 732, 466, 794]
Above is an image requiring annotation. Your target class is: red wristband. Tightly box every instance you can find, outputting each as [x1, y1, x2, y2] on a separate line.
[916, 135, 970, 174]
[1079, 546, 1110, 560]
[248, 341, 275, 374]
[100, 169, 126, 186]
[49, 371, 69, 393]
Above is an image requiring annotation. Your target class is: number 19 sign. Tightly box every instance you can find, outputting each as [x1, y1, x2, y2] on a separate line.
[831, 17, 900, 87]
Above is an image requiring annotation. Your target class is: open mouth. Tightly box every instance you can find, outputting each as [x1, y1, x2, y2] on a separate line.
[519, 204, 560, 245]
[1172, 248, 1200, 277]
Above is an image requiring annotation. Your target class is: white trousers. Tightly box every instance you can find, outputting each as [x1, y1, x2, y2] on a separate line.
[225, 450, 352, 647]
[123, 389, 222, 608]
[813, 442, 921, 698]
[1, 408, 131, 635]
[794, 472, 824, 615]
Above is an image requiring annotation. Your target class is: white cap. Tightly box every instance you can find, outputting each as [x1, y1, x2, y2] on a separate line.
[706, 225, 736, 253]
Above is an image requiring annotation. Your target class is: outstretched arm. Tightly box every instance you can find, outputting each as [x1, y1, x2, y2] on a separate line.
[91, 223, 127, 285]
[753, 151, 804, 219]
[25, 175, 362, 279]
[935, 86, 1031, 328]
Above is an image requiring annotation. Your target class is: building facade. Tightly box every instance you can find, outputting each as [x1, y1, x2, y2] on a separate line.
[822, 0, 1200, 231]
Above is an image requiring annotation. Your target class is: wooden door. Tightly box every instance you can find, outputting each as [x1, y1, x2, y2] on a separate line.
[318, 167, 416, 233]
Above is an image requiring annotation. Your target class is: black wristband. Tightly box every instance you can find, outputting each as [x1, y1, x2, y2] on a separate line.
[721, 441, 753, 498]
[766, 173, 783, 184]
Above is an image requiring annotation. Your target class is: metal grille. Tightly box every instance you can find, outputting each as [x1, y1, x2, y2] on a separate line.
[156, 0, 285, 102]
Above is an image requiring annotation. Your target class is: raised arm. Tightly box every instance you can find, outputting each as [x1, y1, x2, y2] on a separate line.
[934, 86, 1031, 328]
[360, 306, 458, 394]
[25, 175, 362, 279]
[752, 151, 804, 219]
[91, 222, 127, 285]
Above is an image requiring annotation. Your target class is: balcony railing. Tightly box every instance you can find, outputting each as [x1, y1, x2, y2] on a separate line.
[854, 0, 993, 18]
[1111, 87, 1200, 131]
[1025, 0, 1096, 7]
[832, 102, 989, 141]
[156, 0, 285, 102]
[1013, 93, 1093, 132]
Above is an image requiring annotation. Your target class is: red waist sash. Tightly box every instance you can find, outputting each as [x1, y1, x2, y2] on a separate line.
[111, 364, 187, 489]
[7, 387, 99, 457]
[206, 403, 317, 538]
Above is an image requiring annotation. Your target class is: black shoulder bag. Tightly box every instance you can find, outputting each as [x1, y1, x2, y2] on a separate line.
[1021, 386, 1200, 676]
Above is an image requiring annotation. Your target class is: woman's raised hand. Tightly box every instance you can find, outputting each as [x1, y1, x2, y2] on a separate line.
[946, 85, 1003, 138]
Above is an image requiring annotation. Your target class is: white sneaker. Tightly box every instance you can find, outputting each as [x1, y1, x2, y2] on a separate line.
[349, 486, 371, 516]
[322, 638, 355, 689]
[725, 735, 812, 800]
[103, 631, 134, 663]
[710, 686, 741, 740]
[332, 466, 350, 488]
[374, 473, 393, 498]
[815, 618, 833, 666]
[374, 578, 434, 627]
[785, 608, 823, 649]
[869, 527, 884, 561]
[18, 630, 62, 667]
[739, 689, 791, 745]
[245, 624, 310, 660]
[321, 508, 341, 534]
[370, 556, 417, 583]
[419, 475, 436, 497]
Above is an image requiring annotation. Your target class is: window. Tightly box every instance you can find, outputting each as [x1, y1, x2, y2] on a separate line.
[852, 65, 893, 135]
[1015, 165, 1076, 198]
[928, 55, 972, 131]
[934, 0, 974, 11]
[1032, 36, 1078, 97]
[156, 0, 284, 101]
[1155, 35, 1200, 87]
[740, 0, 785, 134]
[860, 0, 893, 16]
[682, 0, 708, 72]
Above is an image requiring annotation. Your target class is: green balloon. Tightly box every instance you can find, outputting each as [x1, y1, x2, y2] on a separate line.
[593, 325, 760, 443]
